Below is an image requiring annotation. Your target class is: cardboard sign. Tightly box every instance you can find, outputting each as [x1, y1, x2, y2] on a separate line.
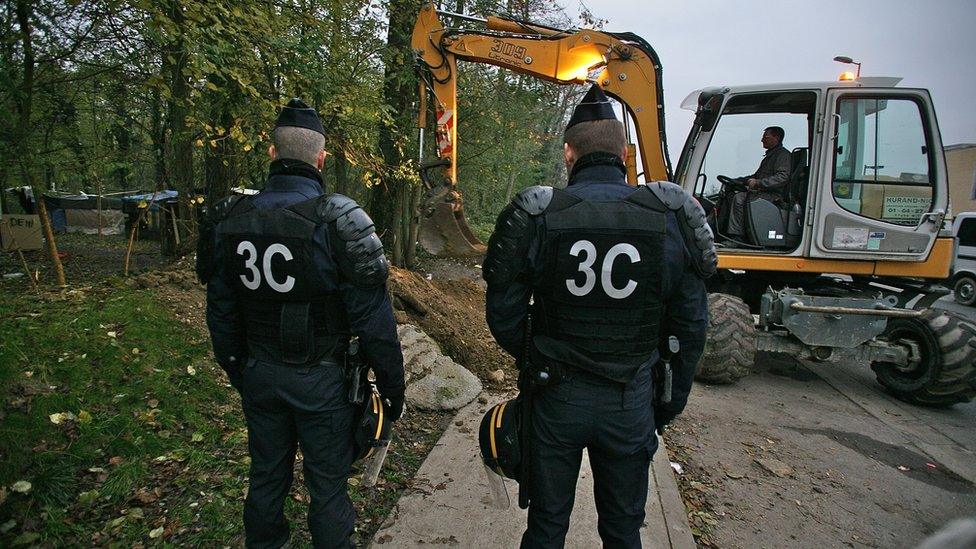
[1, 214, 43, 251]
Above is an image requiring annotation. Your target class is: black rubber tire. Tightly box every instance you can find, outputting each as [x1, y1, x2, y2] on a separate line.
[695, 293, 756, 384]
[954, 275, 976, 307]
[872, 309, 976, 407]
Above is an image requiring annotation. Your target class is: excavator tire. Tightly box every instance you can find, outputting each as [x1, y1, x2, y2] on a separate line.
[695, 293, 756, 385]
[872, 309, 976, 407]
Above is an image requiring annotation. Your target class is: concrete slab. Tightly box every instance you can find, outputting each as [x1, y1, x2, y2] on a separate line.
[371, 393, 695, 548]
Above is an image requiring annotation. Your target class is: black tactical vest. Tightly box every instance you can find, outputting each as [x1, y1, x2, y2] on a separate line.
[532, 187, 667, 382]
[216, 196, 349, 364]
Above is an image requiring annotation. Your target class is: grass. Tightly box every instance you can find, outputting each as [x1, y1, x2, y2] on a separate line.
[0, 271, 454, 547]
[0, 281, 246, 546]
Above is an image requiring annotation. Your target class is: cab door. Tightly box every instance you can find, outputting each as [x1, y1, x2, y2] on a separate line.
[810, 88, 947, 261]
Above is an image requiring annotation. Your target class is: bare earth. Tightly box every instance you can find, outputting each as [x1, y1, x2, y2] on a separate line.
[667, 351, 976, 549]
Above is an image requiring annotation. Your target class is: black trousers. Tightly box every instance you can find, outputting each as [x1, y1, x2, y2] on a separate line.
[727, 189, 780, 237]
[521, 365, 657, 549]
[240, 358, 356, 549]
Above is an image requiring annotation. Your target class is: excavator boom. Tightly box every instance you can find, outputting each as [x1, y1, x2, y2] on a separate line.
[411, 2, 671, 255]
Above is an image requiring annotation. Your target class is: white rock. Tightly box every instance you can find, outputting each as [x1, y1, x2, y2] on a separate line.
[406, 356, 482, 411]
[398, 324, 446, 382]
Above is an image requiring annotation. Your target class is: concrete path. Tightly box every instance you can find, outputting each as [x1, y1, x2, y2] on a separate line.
[372, 393, 695, 548]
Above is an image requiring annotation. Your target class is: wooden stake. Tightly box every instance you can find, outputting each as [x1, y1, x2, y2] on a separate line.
[16, 248, 39, 293]
[22, 169, 66, 287]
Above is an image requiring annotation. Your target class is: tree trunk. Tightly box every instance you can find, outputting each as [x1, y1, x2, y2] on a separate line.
[390, 179, 407, 266]
[15, 0, 65, 286]
[373, 0, 421, 264]
[151, 86, 166, 190]
[111, 75, 131, 190]
[405, 182, 422, 267]
[205, 96, 235, 205]
[398, 180, 413, 263]
[164, 0, 193, 209]
[333, 147, 350, 196]
[0, 172, 7, 213]
[504, 170, 517, 202]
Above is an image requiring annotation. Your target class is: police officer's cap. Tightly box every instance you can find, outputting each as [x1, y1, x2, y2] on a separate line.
[565, 85, 617, 131]
[478, 399, 522, 480]
[275, 97, 326, 137]
[354, 390, 391, 461]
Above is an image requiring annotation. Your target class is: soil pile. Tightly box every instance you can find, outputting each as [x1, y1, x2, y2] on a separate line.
[127, 261, 518, 389]
[388, 267, 516, 388]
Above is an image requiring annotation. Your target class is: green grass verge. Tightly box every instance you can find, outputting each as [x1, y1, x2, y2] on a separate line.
[0, 279, 452, 547]
[0, 282, 246, 546]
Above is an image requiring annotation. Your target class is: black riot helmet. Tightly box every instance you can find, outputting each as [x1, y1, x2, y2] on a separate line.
[478, 399, 522, 480]
[354, 389, 391, 461]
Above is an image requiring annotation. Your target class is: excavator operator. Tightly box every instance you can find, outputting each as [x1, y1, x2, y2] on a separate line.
[726, 126, 791, 238]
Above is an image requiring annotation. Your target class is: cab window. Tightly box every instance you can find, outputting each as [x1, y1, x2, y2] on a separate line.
[959, 218, 976, 248]
[696, 91, 816, 198]
[832, 97, 933, 226]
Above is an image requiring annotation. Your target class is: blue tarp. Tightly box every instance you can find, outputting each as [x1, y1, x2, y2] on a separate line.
[119, 190, 178, 212]
[51, 208, 67, 233]
[119, 190, 178, 203]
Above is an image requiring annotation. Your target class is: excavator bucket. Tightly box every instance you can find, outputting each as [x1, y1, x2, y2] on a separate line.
[419, 200, 486, 257]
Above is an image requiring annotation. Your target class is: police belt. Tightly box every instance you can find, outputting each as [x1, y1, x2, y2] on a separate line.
[242, 296, 350, 364]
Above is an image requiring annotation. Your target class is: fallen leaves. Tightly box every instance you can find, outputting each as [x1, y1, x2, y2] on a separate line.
[49, 411, 77, 425]
[78, 490, 100, 505]
[78, 410, 93, 424]
[11, 481, 32, 494]
[753, 457, 794, 478]
[148, 525, 165, 539]
[134, 488, 160, 505]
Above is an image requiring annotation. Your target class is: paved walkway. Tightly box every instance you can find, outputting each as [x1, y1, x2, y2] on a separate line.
[372, 393, 695, 548]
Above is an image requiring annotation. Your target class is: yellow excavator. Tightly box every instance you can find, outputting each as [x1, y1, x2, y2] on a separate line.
[411, 3, 976, 406]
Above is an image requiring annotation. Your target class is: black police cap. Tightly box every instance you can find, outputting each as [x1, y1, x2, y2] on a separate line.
[565, 84, 617, 130]
[275, 97, 325, 136]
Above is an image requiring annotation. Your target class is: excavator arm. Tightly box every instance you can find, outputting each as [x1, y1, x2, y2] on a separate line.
[411, 2, 672, 255]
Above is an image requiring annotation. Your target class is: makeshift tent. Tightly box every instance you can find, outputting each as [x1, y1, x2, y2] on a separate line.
[43, 193, 127, 235]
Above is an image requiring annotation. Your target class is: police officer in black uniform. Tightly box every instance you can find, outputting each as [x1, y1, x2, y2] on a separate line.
[483, 86, 714, 548]
[200, 99, 405, 548]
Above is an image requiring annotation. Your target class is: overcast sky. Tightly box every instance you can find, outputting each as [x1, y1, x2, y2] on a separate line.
[556, 0, 976, 157]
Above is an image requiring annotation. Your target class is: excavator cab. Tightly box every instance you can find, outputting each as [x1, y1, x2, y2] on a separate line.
[675, 78, 950, 276]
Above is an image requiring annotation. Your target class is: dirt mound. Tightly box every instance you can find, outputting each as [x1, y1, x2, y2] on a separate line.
[122, 261, 517, 388]
[125, 259, 208, 331]
[128, 265, 199, 290]
[389, 268, 515, 388]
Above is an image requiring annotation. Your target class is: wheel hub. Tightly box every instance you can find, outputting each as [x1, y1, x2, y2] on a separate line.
[958, 281, 975, 302]
[893, 339, 922, 373]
